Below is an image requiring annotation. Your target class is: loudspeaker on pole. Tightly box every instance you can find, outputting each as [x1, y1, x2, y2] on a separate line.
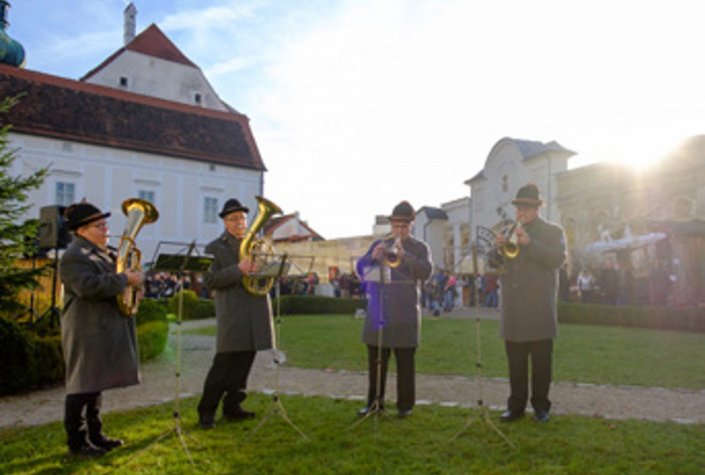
[37, 205, 72, 250]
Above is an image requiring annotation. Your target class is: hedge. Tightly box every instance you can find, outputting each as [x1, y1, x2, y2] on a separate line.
[167, 291, 215, 320]
[558, 301, 705, 333]
[0, 300, 170, 395]
[275, 295, 367, 315]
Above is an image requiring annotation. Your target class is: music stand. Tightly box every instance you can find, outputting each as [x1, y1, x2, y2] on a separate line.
[450, 244, 515, 448]
[126, 241, 212, 465]
[245, 253, 310, 442]
[348, 262, 391, 431]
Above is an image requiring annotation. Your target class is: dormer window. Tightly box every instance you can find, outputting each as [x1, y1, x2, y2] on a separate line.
[119, 76, 128, 88]
[194, 93, 202, 105]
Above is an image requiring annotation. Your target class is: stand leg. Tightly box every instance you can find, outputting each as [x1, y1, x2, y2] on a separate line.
[122, 274, 196, 467]
[451, 247, 514, 449]
[245, 281, 309, 442]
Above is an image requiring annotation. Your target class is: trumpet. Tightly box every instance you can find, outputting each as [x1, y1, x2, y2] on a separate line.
[381, 234, 403, 268]
[492, 219, 521, 259]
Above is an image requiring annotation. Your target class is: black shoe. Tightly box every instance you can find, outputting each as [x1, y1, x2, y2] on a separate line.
[198, 414, 216, 430]
[534, 410, 550, 423]
[223, 408, 256, 422]
[69, 443, 106, 458]
[500, 410, 525, 422]
[397, 409, 413, 418]
[91, 436, 124, 451]
[357, 406, 383, 417]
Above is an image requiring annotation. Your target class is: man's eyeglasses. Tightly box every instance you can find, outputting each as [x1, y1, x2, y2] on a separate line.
[89, 222, 108, 230]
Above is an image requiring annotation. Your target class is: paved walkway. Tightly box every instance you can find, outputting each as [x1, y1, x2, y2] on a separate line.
[1, 312, 704, 429]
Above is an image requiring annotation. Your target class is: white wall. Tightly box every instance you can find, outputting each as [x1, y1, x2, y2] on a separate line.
[10, 133, 263, 262]
[85, 51, 227, 112]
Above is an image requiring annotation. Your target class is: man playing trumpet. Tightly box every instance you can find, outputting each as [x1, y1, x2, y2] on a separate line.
[356, 201, 432, 418]
[492, 184, 566, 424]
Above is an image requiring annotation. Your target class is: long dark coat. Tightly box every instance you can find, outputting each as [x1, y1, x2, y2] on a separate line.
[59, 236, 140, 394]
[204, 232, 274, 353]
[356, 236, 432, 348]
[495, 216, 567, 342]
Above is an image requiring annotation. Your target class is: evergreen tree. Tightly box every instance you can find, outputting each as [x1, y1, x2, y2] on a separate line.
[0, 95, 48, 319]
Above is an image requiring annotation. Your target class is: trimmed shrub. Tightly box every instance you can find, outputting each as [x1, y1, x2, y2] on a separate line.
[138, 320, 169, 362]
[0, 317, 35, 394]
[137, 298, 169, 324]
[0, 301, 171, 395]
[276, 295, 367, 315]
[558, 302, 705, 333]
[167, 290, 214, 320]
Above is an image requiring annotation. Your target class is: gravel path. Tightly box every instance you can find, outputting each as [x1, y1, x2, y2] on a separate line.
[1, 315, 704, 429]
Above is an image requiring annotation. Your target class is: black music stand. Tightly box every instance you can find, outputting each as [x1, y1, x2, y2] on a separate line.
[348, 261, 391, 431]
[245, 254, 311, 442]
[450, 244, 514, 448]
[127, 242, 212, 465]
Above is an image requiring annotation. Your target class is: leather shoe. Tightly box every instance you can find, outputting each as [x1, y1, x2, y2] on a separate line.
[500, 410, 525, 422]
[198, 414, 216, 429]
[397, 409, 413, 418]
[224, 408, 256, 421]
[69, 443, 106, 458]
[91, 436, 124, 451]
[534, 411, 550, 423]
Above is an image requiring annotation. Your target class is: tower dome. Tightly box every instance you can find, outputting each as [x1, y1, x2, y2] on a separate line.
[0, 1, 25, 68]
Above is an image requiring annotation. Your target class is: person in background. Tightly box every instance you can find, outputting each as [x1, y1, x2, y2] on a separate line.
[493, 184, 566, 424]
[59, 202, 144, 457]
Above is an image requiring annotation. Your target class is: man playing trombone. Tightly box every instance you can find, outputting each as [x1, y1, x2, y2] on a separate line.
[492, 184, 566, 423]
[356, 201, 432, 418]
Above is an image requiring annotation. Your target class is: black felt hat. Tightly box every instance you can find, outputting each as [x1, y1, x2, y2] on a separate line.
[388, 200, 415, 222]
[64, 202, 111, 231]
[511, 183, 543, 207]
[219, 198, 249, 218]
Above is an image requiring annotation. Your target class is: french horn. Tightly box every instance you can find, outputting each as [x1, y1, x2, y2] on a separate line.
[116, 198, 159, 316]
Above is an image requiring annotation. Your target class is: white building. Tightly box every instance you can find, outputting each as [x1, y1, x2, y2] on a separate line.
[466, 137, 575, 245]
[2, 12, 266, 262]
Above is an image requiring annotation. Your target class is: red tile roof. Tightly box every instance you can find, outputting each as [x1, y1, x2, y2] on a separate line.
[0, 64, 266, 171]
[82, 24, 197, 81]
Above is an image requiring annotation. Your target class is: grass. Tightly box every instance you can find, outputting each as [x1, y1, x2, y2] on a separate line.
[1, 393, 704, 474]
[188, 315, 705, 389]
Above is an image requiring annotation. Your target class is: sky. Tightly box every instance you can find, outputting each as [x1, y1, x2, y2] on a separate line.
[7, 0, 705, 239]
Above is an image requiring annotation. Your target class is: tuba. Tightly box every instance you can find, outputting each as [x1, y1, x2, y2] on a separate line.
[116, 198, 159, 316]
[240, 196, 284, 296]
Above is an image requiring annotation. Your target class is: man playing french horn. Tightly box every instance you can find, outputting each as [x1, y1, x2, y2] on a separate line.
[197, 198, 275, 429]
[491, 184, 567, 424]
[59, 202, 144, 458]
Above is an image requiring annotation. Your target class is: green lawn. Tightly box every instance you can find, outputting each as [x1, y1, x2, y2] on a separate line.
[1, 394, 703, 474]
[190, 315, 705, 389]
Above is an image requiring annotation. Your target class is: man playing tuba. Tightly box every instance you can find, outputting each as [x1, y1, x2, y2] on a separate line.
[197, 198, 275, 429]
[59, 202, 144, 457]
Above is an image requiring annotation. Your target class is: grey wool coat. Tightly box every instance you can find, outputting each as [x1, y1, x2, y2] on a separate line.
[495, 216, 567, 342]
[59, 236, 140, 394]
[356, 236, 432, 348]
[204, 232, 274, 353]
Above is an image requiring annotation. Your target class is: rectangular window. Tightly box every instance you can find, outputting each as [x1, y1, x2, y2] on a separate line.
[55, 182, 75, 206]
[204, 197, 218, 224]
[138, 190, 155, 204]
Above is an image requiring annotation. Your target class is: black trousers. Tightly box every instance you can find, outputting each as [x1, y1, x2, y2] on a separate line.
[198, 351, 256, 417]
[64, 392, 103, 449]
[504, 339, 553, 414]
[366, 345, 416, 412]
